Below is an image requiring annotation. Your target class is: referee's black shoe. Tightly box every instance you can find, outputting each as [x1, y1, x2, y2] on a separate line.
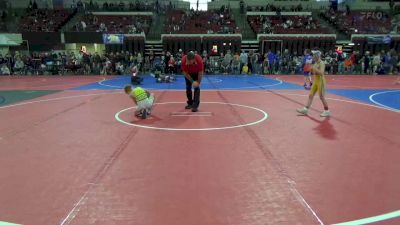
[185, 104, 192, 109]
[191, 107, 198, 112]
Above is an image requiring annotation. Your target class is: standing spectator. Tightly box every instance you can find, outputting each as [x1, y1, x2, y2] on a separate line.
[175, 49, 183, 73]
[372, 53, 381, 75]
[248, 50, 254, 74]
[383, 51, 392, 74]
[167, 56, 176, 74]
[220, 51, 230, 74]
[239, 50, 248, 74]
[362, 51, 371, 74]
[275, 50, 281, 74]
[267, 50, 275, 74]
[349, 51, 358, 74]
[149, 50, 155, 68]
[324, 53, 333, 74]
[281, 49, 291, 74]
[136, 52, 143, 71]
[231, 52, 240, 74]
[240, 0, 245, 14]
[252, 51, 261, 74]
[390, 51, 398, 75]
[337, 51, 345, 74]
[164, 51, 171, 73]
[33, 0, 38, 10]
[263, 56, 270, 75]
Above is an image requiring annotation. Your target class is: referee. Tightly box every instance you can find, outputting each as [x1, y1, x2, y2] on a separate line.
[181, 51, 204, 112]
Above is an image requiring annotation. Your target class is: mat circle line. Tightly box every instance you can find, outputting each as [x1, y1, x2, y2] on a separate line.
[369, 90, 400, 112]
[114, 102, 269, 131]
[97, 76, 282, 89]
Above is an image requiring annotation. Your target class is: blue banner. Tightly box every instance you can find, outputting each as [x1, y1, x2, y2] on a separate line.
[102, 34, 124, 45]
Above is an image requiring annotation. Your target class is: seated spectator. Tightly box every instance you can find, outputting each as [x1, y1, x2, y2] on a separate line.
[0, 64, 11, 75]
[14, 57, 25, 74]
[242, 63, 249, 74]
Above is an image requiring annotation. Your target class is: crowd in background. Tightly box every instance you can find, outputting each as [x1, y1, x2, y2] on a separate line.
[1, 49, 399, 76]
[321, 7, 393, 35]
[0, 50, 146, 75]
[248, 15, 323, 34]
[211, 49, 399, 75]
[166, 6, 239, 34]
[73, 0, 172, 14]
[72, 13, 151, 34]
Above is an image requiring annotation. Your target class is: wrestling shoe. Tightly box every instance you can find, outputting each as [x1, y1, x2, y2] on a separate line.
[320, 110, 331, 117]
[296, 107, 308, 115]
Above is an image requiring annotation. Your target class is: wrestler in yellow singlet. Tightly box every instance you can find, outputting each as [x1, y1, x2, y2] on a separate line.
[297, 51, 331, 117]
[310, 60, 326, 97]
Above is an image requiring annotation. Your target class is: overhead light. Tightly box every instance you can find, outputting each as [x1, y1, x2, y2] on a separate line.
[348, 43, 355, 46]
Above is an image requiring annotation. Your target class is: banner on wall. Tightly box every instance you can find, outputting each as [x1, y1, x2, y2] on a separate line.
[102, 34, 124, 45]
[367, 35, 392, 44]
[0, 34, 22, 46]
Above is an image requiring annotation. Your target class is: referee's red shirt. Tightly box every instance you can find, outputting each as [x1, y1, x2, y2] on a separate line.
[181, 54, 204, 74]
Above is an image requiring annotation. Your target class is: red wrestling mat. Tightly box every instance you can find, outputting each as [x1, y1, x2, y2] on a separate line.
[0, 90, 399, 225]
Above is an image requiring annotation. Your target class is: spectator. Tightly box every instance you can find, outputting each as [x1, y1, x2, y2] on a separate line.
[14, 57, 25, 74]
[274, 51, 281, 74]
[248, 50, 254, 74]
[390, 52, 398, 75]
[372, 53, 382, 75]
[168, 56, 176, 74]
[281, 49, 291, 74]
[32, 0, 38, 10]
[239, 50, 248, 74]
[383, 51, 392, 74]
[362, 51, 371, 74]
[231, 52, 240, 74]
[252, 51, 261, 74]
[263, 56, 270, 75]
[266, 50, 275, 74]
[221, 50, 232, 74]
[1, 64, 11, 75]
[242, 63, 249, 74]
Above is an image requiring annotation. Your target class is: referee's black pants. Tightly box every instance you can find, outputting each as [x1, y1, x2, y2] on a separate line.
[185, 73, 200, 109]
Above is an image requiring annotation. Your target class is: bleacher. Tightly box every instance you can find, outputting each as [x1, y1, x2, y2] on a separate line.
[165, 9, 240, 34]
[321, 9, 392, 34]
[18, 9, 75, 32]
[74, 14, 152, 34]
[248, 15, 332, 34]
